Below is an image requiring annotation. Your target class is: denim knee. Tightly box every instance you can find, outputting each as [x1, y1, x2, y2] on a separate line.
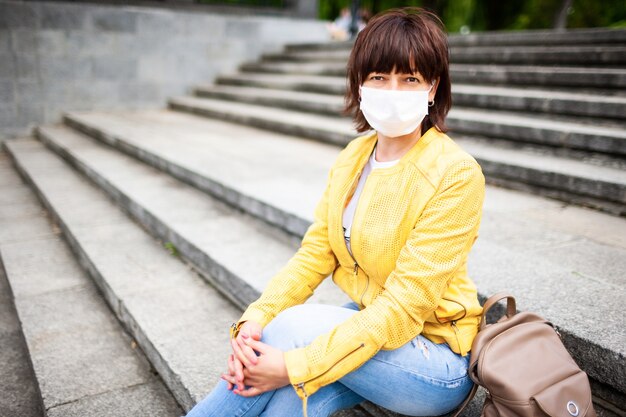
[261, 304, 311, 351]
[261, 304, 358, 352]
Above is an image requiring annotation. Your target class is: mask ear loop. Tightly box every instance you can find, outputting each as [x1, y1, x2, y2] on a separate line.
[427, 81, 436, 107]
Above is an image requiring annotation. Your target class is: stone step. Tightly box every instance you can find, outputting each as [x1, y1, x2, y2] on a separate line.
[450, 27, 626, 47]
[285, 28, 626, 51]
[179, 91, 626, 157]
[200, 80, 626, 121]
[9, 125, 451, 417]
[447, 107, 626, 156]
[164, 96, 626, 213]
[196, 84, 345, 117]
[450, 64, 626, 90]
[168, 95, 354, 147]
[0, 136, 321, 415]
[453, 84, 626, 120]
[455, 137, 626, 215]
[240, 61, 348, 76]
[34, 109, 625, 411]
[0, 154, 43, 417]
[196, 84, 344, 117]
[239, 62, 626, 89]
[217, 72, 345, 95]
[0, 147, 181, 417]
[262, 46, 626, 66]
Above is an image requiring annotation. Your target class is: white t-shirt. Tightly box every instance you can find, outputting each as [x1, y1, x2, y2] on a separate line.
[343, 147, 399, 255]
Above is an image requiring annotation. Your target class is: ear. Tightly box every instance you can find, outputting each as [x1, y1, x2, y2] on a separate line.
[430, 78, 440, 102]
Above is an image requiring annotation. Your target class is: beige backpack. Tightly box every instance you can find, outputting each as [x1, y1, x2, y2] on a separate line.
[455, 293, 596, 417]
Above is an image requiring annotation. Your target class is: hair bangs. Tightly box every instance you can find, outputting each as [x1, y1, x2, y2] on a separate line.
[359, 23, 414, 78]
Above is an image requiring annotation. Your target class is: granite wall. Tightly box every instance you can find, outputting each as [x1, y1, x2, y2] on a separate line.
[0, 0, 330, 138]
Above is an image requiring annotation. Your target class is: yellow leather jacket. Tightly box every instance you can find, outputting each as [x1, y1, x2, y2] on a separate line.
[235, 127, 485, 400]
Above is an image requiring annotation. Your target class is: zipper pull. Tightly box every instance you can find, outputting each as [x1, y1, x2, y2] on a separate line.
[353, 262, 359, 276]
[451, 320, 458, 331]
[451, 320, 463, 352]
[295, 382, 308, 397]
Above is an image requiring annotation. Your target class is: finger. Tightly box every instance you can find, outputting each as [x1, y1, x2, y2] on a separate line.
[237, 336, 259, 365]
[234, 386, 264, 398]
[227, 354, 236, 376]
[231, 338, 253, 369]
[242, 367, 260, 385]
[244, 327, 262, 341]
[243, 337, 269, 354]
[226, 354, 236, 390]
[233, 356, 245, 391]
[240, 321, 263, 341]
[221, 373, 237, 389]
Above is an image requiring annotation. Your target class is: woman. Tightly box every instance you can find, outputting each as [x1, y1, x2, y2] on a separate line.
[186, 7, 484, 417]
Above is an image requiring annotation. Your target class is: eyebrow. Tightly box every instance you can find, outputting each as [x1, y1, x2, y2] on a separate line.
[369, 71, 421, 75]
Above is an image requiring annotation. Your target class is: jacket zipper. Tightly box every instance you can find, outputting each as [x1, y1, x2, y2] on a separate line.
[451, 320, 461, 350]
[295, 384, 309, 417]
[294, 342, 366, 417]
[359, 266, 369, 305]
[294, 342, 366, 393]
[342, 170, 363, 297]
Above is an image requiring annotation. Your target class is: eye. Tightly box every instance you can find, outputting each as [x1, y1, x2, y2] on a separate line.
[369, 75, 385, 81]
[406, 77, 420, 83]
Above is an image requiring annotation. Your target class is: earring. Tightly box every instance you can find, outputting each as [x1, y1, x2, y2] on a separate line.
[428, 99, 435, 107]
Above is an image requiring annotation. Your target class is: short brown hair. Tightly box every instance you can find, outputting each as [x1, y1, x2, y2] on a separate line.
[345, 8, 451, 134]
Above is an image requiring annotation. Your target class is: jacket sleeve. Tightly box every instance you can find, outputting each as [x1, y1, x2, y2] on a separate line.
[235, 168, 339, 331]
[284, 160, 485, 399]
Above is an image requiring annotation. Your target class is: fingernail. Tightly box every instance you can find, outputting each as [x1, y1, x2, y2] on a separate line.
[241, 332, 249, 339]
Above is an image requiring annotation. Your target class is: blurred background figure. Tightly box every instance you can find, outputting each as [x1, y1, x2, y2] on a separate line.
[327, 6, 371, 40]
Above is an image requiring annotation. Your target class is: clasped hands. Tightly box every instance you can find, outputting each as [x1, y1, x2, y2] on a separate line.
[222, 320, 290, 397]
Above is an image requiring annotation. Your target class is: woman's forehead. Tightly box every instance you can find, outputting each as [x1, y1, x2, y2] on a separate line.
[368, 68, 423, 75]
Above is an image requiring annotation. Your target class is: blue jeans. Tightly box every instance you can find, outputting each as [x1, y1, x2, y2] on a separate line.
[185, 303, 473, 417]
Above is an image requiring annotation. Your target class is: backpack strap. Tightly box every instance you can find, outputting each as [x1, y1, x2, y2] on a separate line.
[479, 292, 516, 330]
[451, 383, 479, 417]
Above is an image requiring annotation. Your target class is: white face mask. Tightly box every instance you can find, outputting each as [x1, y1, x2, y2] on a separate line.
[359, 85, 433, 138]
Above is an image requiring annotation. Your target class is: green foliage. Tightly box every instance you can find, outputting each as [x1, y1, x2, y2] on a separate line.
[441, 0, 475, 32]
[568, 0, 626, 29]
[164, 242, 180, 257]
[318, 0, 626, 31]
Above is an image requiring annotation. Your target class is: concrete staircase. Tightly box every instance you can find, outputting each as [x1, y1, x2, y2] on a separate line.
[1, 27, 625, 417]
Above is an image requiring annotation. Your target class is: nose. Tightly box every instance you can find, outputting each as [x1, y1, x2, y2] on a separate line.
[386, 77, 400, 90]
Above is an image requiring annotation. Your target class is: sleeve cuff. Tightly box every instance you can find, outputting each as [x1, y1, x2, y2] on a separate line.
[284, 347, 310, 385]
[230, 308, 273, 339]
